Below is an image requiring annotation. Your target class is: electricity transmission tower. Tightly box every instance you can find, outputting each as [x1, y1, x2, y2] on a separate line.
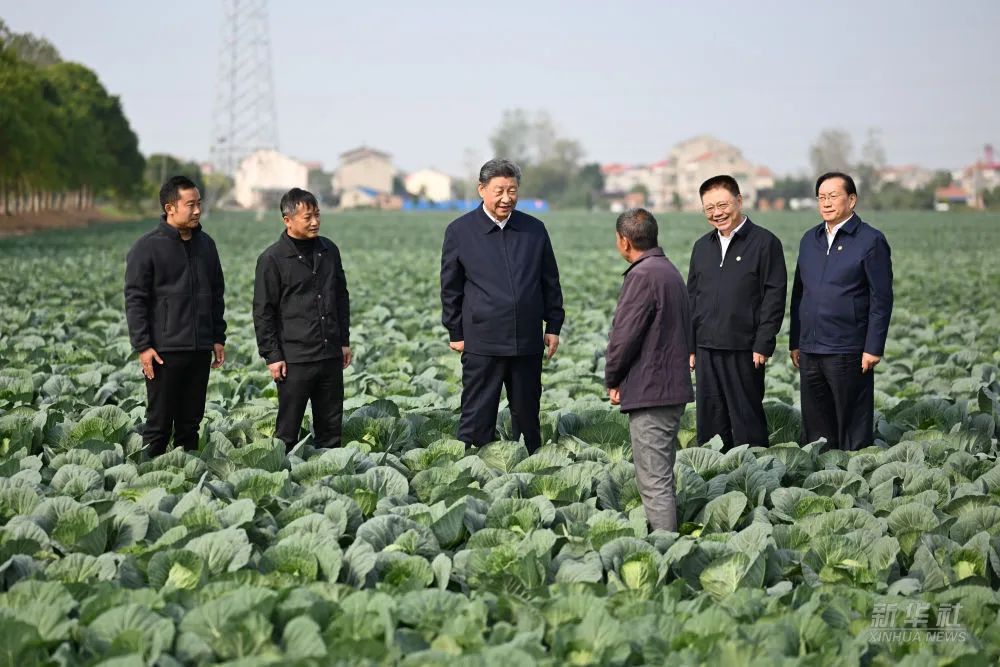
[209, 0, 279, 177]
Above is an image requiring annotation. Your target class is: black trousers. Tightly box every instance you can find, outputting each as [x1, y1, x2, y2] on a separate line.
[799, 351, 874, 451]
[458, 352, 543, 452]
[275, 357, 344, 450]
[695, 347, 768, 450]
[143, 350, 212, 457]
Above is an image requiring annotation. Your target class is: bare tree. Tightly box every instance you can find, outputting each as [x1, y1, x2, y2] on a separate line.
[809, 128, 853, 176]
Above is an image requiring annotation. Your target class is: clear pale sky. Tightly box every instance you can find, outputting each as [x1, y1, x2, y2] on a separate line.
[3, 0, 998, 177]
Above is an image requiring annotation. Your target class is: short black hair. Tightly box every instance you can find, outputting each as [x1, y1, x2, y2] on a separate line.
[699, 174, 741, 199]
[616, 208, 659, 251]
[159, 175, 198, 210]
[479, 158, 522, 185]
[280, 188, 320, 218]
[815, 172, 858, 197]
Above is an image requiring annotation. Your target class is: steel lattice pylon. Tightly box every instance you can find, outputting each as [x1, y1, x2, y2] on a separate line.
[209, 0, 279, 177]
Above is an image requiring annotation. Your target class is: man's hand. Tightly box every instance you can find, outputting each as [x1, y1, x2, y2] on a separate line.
[689, 353, 696, 372]
[544, 334, 560, 359]
[139, 348, 164, 380]
[861, 352, 881, 373]
[342, 346, 353, 369]
[753, 352, 768, 369]
[449, 340, 464, 353]
[608, 387, 621, 406]
[268, 360, 287, 382]
[212, 343, 225, 369]
[790, 349, 800, 369]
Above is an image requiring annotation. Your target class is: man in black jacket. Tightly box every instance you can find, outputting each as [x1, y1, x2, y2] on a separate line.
[125, 176, 227, 457]
[253, 188, 351, 452]
[440, 159, 564, 452]
[605, 208, 693, 532]
[687, 175, 786, 450]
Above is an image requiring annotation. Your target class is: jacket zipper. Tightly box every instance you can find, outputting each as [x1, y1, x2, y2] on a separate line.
[188, 239, 199, 349]
[500, 229, 518, 353]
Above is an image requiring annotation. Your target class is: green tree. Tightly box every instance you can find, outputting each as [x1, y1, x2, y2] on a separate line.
[488, 108, 592, 207]
[0, 28, 144, 214]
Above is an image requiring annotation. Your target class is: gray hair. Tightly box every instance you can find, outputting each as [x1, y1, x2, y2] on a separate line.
[616, 208, 659, 251]
[478, 158, 522, 185]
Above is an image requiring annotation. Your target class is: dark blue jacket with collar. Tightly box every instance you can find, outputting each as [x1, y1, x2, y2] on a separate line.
[789, 214, 893, 355]
[440, 205, 564, 356]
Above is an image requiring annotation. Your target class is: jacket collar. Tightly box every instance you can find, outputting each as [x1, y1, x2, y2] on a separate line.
[474, 204, 522, 233]
[708, 216, 755, 245]
[623, 247, 665, 275]
[279, 230, 332, 257]
[158, 215, 202, 240]
[813, 213, 861, 240]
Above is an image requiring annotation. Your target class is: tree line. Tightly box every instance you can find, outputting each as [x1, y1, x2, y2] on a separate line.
[0, 20, 145, 215]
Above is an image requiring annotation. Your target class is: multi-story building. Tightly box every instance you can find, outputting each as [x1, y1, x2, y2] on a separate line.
[333, 146, 394, 198]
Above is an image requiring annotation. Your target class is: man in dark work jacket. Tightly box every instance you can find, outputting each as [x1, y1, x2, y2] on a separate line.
[125, 175, 227, 457]
[605, 208, 693, 532]
[440, 158, 564, 452]
[790, 172, 892, 451]
[687, 174, 786, 450]
[253, 188, 352, 452]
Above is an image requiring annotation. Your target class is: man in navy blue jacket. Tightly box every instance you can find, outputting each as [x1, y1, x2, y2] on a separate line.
[440, 159, 564, 452]
[789, 172, 893, 450]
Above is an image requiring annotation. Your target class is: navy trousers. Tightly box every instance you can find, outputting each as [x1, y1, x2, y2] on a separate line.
[458, 352, 543, 451]
[695, 347, 769, 450]
[799, 351, 874, 451]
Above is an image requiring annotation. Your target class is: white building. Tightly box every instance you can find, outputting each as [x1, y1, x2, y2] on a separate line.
[404, 168, 452, 202]
[234, 149, 309, 209]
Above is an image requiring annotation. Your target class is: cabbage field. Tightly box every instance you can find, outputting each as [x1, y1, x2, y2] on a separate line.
[0, 210, 998, 666]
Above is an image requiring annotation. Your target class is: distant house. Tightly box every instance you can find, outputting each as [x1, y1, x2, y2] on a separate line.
[879, 164, 935, 191]
[340, 187, 402, 211]
[333, 146, 394, 206]
[234, 149, 309, 209]
[958, 145, 1000, 208]
[934, 184, 972, 211]
[602, 136, 772, 212]
[601, 161, 672, 211]
[404, 168, 452, 203]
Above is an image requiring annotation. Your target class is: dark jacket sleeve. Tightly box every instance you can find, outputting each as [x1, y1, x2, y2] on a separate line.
[753, 235, 787, 356]
[686, 245, 699, 355]
[252, 253, 284, 364]
[334, 244, 351, 346]
[789, 261, 803, 351]
[541, 230, 564, 335]
[124, 241, 153, 353]
[440, 225, 465, 342]
[210, 240, 227, 346]
[863, 233, 893, 356]
[605, 273, 654, 388]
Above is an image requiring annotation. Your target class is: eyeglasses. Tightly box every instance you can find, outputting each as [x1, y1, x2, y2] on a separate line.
[703, 201, 734, 215]
[816, 193, 845, 203]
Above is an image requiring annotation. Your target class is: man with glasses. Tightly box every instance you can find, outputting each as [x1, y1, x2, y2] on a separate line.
[687, 175, 786, 450]
[789, 172, 893, 451]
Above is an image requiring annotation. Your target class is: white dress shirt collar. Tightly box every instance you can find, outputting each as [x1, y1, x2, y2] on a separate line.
[483, 203, 511, 229]
[825, 213, 855, 251]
